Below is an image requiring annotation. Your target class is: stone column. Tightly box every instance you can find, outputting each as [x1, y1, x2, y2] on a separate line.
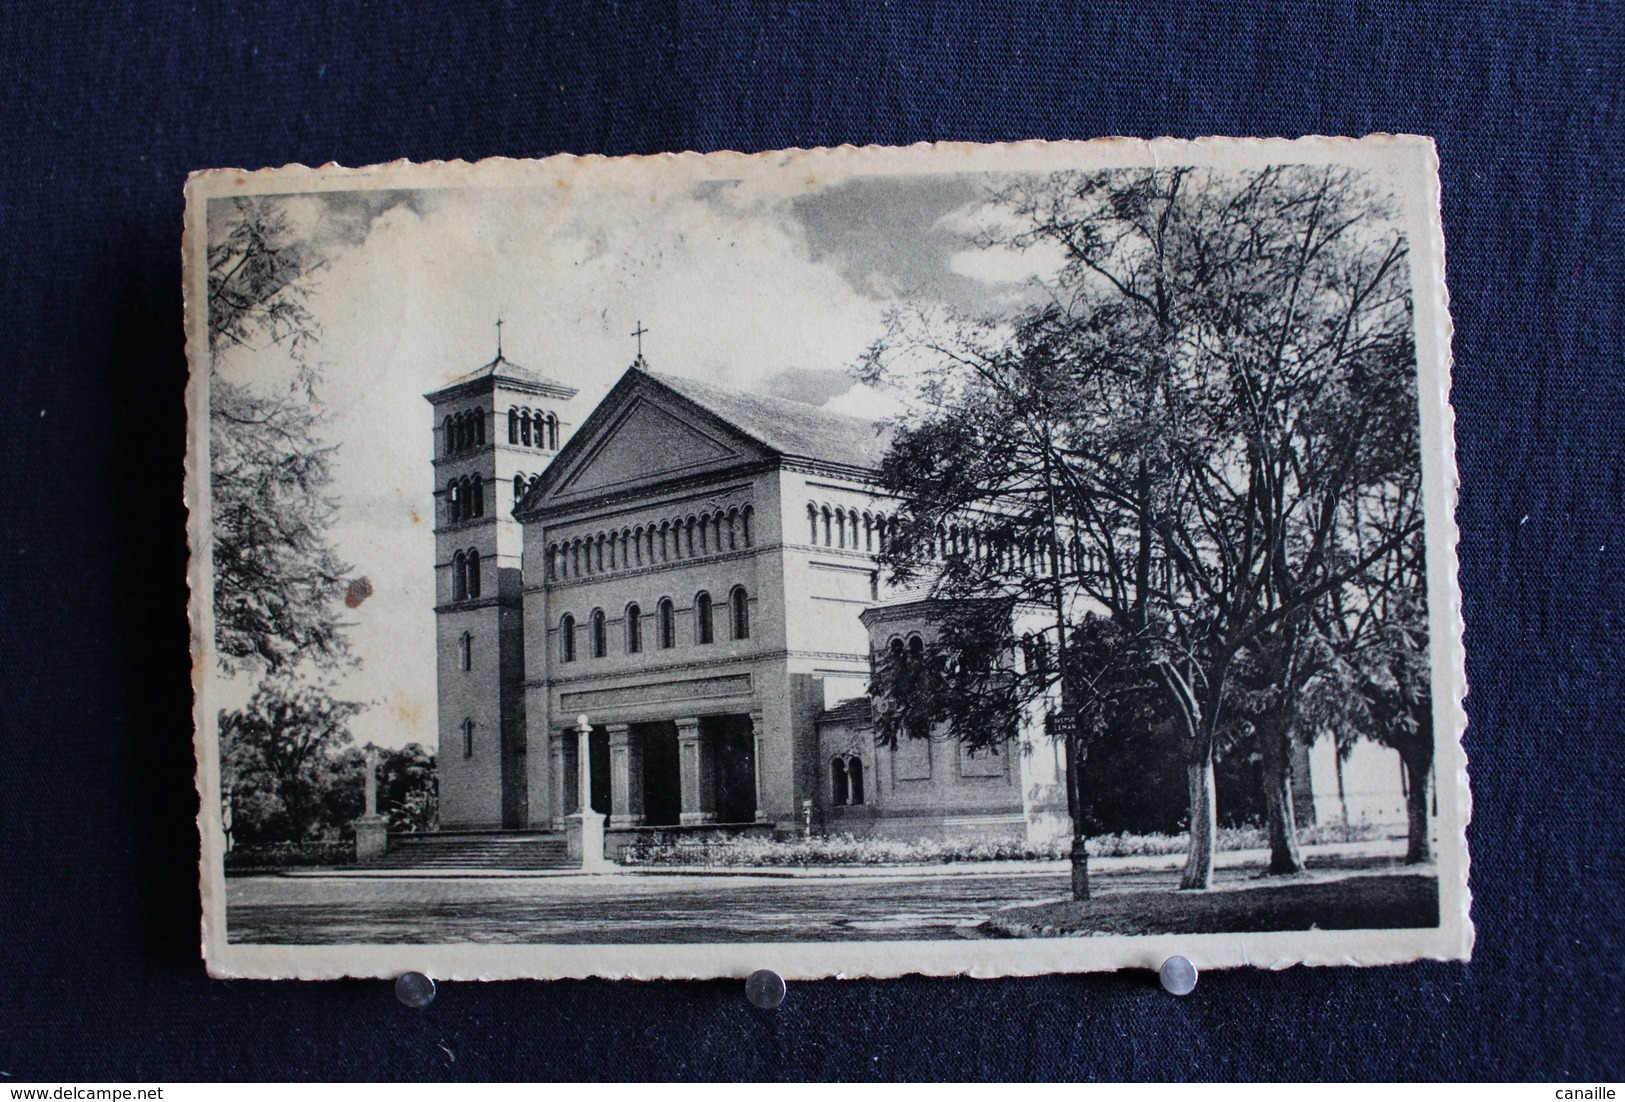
[750, 709, 769, 823]
[566, 715, 610, 871]
[607, 723, 645, 828]
[549, 730, 569, 830]
[354, 747, 388, 862]
[677, 716, 716, 825]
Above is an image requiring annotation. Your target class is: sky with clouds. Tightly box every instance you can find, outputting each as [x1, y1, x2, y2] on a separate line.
[208, 166, 1059, 749]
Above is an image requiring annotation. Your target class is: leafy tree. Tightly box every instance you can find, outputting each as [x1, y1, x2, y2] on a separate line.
[207, 197, 352, 675]
[220, 677, 363, 844]
[863, 164, 1424, 890]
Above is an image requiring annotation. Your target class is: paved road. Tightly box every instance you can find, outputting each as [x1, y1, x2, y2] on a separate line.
[227, 866, 1073, 944]
[225, 844, 1409, 944]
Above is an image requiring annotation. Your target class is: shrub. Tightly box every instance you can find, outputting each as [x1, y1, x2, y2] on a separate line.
[223, 839, 355, 873]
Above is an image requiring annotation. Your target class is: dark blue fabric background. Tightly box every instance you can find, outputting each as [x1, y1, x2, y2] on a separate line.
[0, 0, 1619, 1082]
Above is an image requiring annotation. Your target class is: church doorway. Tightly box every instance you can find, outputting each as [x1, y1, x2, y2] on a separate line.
[707, 714, 757, 824]
[638, 720, 681, 827]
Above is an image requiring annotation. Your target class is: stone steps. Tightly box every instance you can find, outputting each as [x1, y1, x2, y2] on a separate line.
[371, 833, 574, 870]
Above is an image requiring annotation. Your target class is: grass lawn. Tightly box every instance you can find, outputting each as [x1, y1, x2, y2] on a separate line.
[984, 870, 1439, 937]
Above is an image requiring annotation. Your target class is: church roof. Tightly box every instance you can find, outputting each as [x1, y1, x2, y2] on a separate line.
[817, 697, 875, 727]
[426, 354, 578, 401]
[644, 368, 892, 472]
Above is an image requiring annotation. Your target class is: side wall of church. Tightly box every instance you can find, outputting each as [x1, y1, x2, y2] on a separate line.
[775, 466, 895, 708]
[815, 713, 1029, 841]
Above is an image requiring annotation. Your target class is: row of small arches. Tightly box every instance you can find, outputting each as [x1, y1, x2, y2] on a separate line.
[508, 406, 559, 449]
[807, 503, 897, 552]
[449, 548, 482, 601]
[548, 505, 754, 581]
[443, 408, 484, 455]
[558, 586, 750, 662]
[811, 499, 1135, 580]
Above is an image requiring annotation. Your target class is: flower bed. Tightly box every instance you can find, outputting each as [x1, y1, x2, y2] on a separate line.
[617, 821, 1390, 868]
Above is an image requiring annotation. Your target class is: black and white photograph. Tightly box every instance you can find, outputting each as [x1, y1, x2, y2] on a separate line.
[186, 137, 1470, 980]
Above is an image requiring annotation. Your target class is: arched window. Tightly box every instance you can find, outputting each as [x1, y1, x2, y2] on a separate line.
[730, 586, 750, 640]
[474, 412, 485, 446]
[466, 549, 480, 599]
[559, 614, 576, 663]
[632, 527, 645, 566]
[658, 598, 675, 649]
[520, 407, 532, 446]
[459, 631, 472, 671]
[452, 551, 467, 601]
[821, 506, 833, 546]
[863, 512, 874, 551]
[443, 416, 455, 455]
[908, 634, 925, 660]
[472, 476, 484, 517]
[514, 473, 526, 502]
[533, 411, 545, 448]
[847, 756, 865, 805]
[834, 507, 847, 548]
[830, 757, 849, 806]
[741, 504, 754, 547]
[508, 407, 520, 444]
[625, 603, 642, 653]
[446, 480, 459, 524]
[590, 609, 607, 658]
[808, 503, 819, 543]
[547, 412, 558, 449]
[694, 591, 713, 644]
[462, 718, 475, 759]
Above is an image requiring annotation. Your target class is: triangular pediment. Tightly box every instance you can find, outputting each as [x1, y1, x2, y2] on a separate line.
[532, 374, 773, 510]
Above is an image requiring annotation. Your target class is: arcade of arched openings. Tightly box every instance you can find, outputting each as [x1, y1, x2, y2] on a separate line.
[830, 754, 866, 806]
[508, 406, 559, 450]
[443, 408, 485, 455]
[446, 476, 486, 523]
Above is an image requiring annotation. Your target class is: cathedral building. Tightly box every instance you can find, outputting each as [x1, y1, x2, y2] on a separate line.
[426, 353, 1411, 845]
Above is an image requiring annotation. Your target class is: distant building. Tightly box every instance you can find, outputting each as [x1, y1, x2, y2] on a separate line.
[426, 356, 1410, 841]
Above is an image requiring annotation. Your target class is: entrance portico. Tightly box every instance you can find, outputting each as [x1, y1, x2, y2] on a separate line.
[554, 712, 761, 832]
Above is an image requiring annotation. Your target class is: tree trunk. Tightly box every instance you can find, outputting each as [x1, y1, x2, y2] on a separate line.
[1403, 749, 1433, 864]
[1180, 754, 1217, 890]
[1261, 724, 1305, 875]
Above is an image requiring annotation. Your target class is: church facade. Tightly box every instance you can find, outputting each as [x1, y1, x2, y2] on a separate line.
[426, 356, 1412, 844]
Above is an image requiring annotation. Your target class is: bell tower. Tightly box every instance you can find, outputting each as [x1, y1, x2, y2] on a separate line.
[425, 337, 579, 829]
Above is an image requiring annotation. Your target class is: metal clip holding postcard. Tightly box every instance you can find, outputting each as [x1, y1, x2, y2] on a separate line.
[745, 969, 787, 1009]
[1159, 956, 1198, 996]
[395, 972, 437, 1009]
